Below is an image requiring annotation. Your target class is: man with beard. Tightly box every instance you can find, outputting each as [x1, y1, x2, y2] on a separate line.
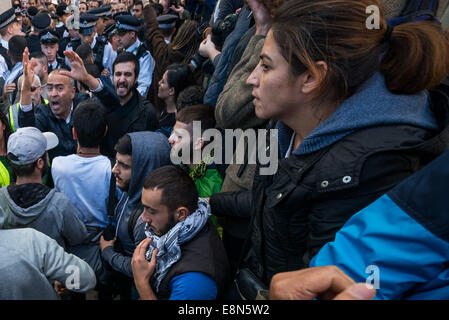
[131, 165, 230, 300]
[99, 132, 172, 299]
[62, 50, 159, 158]
[18, 50, 89, 161]
[0, 126, 89, 250]
[115, 14, 154, 97]
[168, 104, 223, 236]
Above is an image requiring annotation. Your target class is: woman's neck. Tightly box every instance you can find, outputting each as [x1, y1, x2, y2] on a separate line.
[282, 100, 337, 151]
[165, 96, 177, 113]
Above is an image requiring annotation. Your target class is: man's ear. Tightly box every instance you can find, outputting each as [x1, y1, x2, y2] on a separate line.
[70, 84, 76, 100]
[175, 207, 189, 222]
[72, 127, 77, 140]
[36, 157, 45, 170]
[301, 61, 328, 95]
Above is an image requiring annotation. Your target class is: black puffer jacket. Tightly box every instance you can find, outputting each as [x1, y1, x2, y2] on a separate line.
[210, 87, 449, 287]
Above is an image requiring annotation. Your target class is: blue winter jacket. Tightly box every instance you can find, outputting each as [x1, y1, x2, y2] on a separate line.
[310, 150, 449, 300]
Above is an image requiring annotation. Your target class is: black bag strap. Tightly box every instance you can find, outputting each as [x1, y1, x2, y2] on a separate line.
[128, 207, 143, 244]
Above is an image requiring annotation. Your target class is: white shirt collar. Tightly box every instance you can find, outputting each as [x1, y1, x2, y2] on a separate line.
[49, 59, 58, 70]
[126, 39, 140, 54]
[91, 33, 98, 49]
[55, 103, 74, 124]
[1, 38, 8, 50]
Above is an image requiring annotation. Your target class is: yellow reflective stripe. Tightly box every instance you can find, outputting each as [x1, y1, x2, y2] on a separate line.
[0, 160, 10, 187]
[8, 105, 15, 132]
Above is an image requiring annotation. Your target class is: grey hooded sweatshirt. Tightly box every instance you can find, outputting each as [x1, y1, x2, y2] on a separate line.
[0, 186, 89, 249]
[101, 131, 172, 278]
[0, 228, 96, 300]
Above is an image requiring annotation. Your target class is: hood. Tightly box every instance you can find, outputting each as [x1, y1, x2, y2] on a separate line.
[277, 72, 439, 157]
[0, 187, 57, 228]
[126, 131, 172, 208]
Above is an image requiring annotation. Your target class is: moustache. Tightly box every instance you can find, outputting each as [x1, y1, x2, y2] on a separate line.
[116, 82, 129, 88]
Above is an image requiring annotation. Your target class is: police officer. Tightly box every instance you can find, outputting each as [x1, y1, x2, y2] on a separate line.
[61, 15, 81, 67]
[39, 29, 69, 72]
[54, 4, 70, 39]
[157, 14, 178, 44]
[27, 13, 51, 54]
[115, 14, 155, 97]
[88, 4, 114, 38]
[0, 8, 25, 76]
[79, 13, 116, 74]
[22, 6, 38, 35]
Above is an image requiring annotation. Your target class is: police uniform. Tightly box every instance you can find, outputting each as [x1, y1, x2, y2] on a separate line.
[0, 8, 18, 74]
[39, 29, 69, 71]
[79, 13, 116, 73]
[157, 14, 179, 44]
[115, 15, 155, 97]
[62, 15, 81, 66]
[23, 6, 38, 34]
[88, 4, 113, 37]
[27, 13, 51, 54]
[55, 4, 70, 39]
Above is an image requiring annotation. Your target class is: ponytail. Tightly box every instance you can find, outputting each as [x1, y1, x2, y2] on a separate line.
[380, 21, 449, 94]
[271, 0, 449, 103]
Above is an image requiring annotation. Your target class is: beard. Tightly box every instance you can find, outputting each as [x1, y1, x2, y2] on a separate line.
[115, 81, 134, 98]
[151, 213, 177, 237]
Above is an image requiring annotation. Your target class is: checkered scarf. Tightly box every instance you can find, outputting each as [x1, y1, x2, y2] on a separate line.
[144, 198, 210, 292]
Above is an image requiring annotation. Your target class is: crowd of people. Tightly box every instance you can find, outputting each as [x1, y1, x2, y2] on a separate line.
[0, 0, 449, 300]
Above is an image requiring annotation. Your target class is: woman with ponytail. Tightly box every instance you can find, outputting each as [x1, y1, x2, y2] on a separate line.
[142, 0, 200, 111]
[210, 0, 449, 299]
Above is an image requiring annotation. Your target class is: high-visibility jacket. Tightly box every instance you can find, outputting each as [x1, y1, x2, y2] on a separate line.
[0, 160, 10, 187]
[8, 100, 49, 132]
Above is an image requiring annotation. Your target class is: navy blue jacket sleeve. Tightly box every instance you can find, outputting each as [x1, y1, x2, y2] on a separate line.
[92, 76, 122, 113]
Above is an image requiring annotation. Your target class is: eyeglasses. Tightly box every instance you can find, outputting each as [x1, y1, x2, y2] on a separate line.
[30, 86, 39, 92]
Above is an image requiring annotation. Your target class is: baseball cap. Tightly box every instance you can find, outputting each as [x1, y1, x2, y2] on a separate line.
[7, 127, 59, 165]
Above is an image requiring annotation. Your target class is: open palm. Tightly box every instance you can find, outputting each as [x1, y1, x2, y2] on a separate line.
[60, 50, 89, 82]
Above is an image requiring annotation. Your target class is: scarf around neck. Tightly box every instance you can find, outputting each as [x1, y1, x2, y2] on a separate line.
[144, 198, 211, 291]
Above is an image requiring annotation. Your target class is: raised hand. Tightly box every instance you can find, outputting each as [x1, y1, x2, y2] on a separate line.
[20, 47, 36, 106]
[60, 50, 89, 83]
[247, 0, 272, 36]
[21, 47, 36, 92]
[61, 50, 101, 91]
